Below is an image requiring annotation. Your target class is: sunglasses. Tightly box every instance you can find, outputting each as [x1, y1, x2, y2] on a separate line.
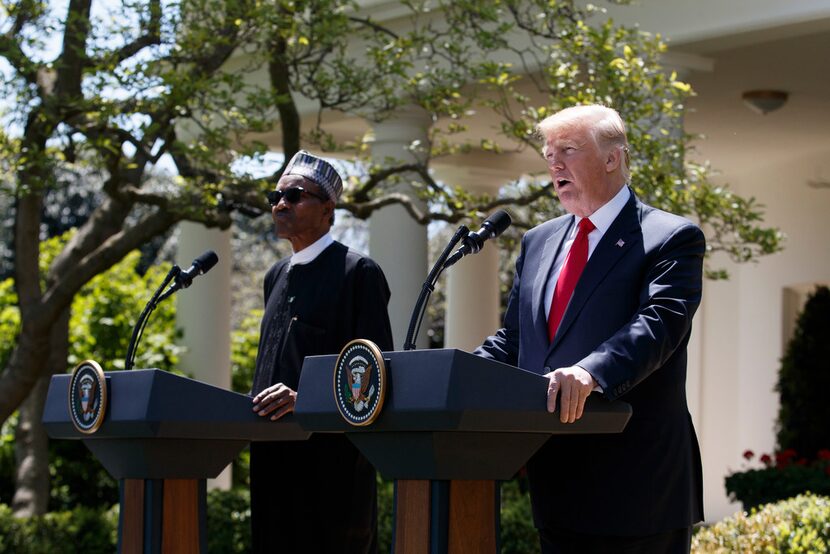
[266, 186, 329, 206]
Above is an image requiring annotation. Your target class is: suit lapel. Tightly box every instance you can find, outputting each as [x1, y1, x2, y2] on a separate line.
[548, 193, 642, 353]
[532, 218, 573, 342]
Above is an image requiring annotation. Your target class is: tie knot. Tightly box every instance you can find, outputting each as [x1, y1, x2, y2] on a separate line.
[578, 218, 595, 234]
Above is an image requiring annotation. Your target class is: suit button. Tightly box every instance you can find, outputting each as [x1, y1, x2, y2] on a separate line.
[543, 366, 551, 373]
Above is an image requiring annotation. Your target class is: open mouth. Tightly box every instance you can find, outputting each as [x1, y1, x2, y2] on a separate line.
[556, 178, 572, 187]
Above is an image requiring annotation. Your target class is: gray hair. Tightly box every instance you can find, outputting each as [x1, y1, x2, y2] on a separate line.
[538, 105, 630, 181]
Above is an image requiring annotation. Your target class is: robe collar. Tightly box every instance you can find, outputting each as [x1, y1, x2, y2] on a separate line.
[290, 232, 334, 267]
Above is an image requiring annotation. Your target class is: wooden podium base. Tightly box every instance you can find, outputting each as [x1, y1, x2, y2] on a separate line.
[119, 478, 206, 554]
[394, 480, 498, 554]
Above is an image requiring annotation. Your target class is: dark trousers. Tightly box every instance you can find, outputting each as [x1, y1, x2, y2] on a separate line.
[540, 526, 692, 554]
[250, 435, 378, 554]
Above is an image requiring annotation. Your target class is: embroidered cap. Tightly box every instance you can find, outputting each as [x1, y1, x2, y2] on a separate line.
[282, 150, 343, 201]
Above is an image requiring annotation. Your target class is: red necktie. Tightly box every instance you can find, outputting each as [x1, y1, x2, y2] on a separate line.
[548, 218, 595, 341]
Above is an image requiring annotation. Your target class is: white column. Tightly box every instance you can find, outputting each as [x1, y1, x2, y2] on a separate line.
[176, 221, 233, 489]
[368, 106, 432, 349]
[435, 166, 508, 351]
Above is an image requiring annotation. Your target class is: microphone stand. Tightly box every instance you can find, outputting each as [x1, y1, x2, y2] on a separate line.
[403, 225, 469, 351]
[124, 265, 181, 370]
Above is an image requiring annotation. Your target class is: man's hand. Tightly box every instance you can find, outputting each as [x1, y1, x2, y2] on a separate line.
[252, 383, 297, 421]
[545, 366, 597, 423]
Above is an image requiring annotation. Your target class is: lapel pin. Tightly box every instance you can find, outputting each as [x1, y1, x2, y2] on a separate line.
[615, 239, 625, 248]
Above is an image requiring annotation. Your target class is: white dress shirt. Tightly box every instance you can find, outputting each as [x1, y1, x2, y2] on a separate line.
[543, 186, 631, 318]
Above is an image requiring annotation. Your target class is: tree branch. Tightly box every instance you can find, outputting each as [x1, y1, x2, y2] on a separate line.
[352, 163, 424, 201]
[268, 37, 300, 177]
[0, 0, 40, 84]
[40, 208, 178, 321]
[48, 194, 133, 283]
[341, 180, 553, 226]
[54, 0, 93, 99]
[107, 0, 162, 65]
[348, 16, 398, 39]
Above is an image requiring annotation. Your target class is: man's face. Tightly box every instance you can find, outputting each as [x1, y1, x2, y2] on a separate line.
[544, 118, 619, 218]
[271, 174, 332, 245]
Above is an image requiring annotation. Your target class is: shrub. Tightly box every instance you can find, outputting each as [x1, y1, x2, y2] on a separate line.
[378, 478, 394, 552]
[230, 309, 262, 395]
[500, 476, 539, 554]
[0, 503, 118, 553]
[726, 449, 830, 511]
[0, 415, 15, 506]
[0, 490, 254, 554]
[48, 441, 118, 512]
[692, 493, 830, 553]
[206, 488, 251, 554]
[776, 285, 830, 460]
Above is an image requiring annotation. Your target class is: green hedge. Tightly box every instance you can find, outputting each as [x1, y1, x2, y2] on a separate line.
[692, 493, 830, 553]
[0, 490, 253, 554]
[206, 488, 251, 554]
[0, 503, 118, 554]
[500, 477, 539, 554]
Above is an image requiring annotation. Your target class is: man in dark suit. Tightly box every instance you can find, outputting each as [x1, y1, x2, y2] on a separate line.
[475, 105, 704, 553]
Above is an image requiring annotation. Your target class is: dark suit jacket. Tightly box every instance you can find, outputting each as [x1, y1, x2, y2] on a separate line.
[476, 189, 704, 536]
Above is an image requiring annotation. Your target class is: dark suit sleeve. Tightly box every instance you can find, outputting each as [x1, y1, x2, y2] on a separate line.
[579, 222, 705, 401]
[473, 235, 525, 366]
[353, 257, 395, 352]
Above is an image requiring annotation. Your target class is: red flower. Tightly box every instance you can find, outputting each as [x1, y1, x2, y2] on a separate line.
[776, 449, 797, 464]
[743, 450, 754, 461]
[817, 449, 830, 461]
[760, 454, 772, 466]
[796, 458, 808, 466]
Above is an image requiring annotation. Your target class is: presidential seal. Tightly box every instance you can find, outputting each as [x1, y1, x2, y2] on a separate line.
[68, 360, 108, 434]
[334, 339, 387, 426]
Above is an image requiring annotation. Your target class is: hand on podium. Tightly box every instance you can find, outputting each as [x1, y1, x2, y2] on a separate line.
[545, 366, 597, 424]
[253, 383, 297, 421]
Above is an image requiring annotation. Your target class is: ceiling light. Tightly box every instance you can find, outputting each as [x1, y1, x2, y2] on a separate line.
[742, 90, 789, 115]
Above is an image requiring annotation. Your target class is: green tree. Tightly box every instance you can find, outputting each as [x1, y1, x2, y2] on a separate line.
[776, 286, 830, 459]
[1, 0, 783, 512]
[0, 235, 180, 511]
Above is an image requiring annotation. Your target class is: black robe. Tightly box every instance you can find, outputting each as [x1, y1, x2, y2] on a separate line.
[250, 241, 393, 554]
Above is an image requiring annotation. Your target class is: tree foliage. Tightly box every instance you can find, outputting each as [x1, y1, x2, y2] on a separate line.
[776, 286, 830, 459]
[445, 2, 782, 276]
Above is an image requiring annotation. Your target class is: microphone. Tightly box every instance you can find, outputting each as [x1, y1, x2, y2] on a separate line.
[157, 250, 219, 302]
[443, 210, 512, 268]
[176, 250, 219, 289]
[125, 250, 219, 369]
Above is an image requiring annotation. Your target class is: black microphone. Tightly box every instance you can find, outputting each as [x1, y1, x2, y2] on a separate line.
[157, 250, 219, 302]
[443, 210, 511, 268]
[126, 250, 219, 369]
[176, 250, 219, 289]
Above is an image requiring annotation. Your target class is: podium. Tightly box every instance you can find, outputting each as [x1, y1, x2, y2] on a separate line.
[295, 349, 631, 553]
[43, 351, 631, 553]
[42, 369, 308, 554]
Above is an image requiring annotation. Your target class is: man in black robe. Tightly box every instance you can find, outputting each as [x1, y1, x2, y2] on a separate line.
[250, 150, 394, 554]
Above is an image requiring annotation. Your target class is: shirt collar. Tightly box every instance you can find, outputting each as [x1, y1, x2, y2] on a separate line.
[576, 185, 630, 235]
[290, 233, 334, 267]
